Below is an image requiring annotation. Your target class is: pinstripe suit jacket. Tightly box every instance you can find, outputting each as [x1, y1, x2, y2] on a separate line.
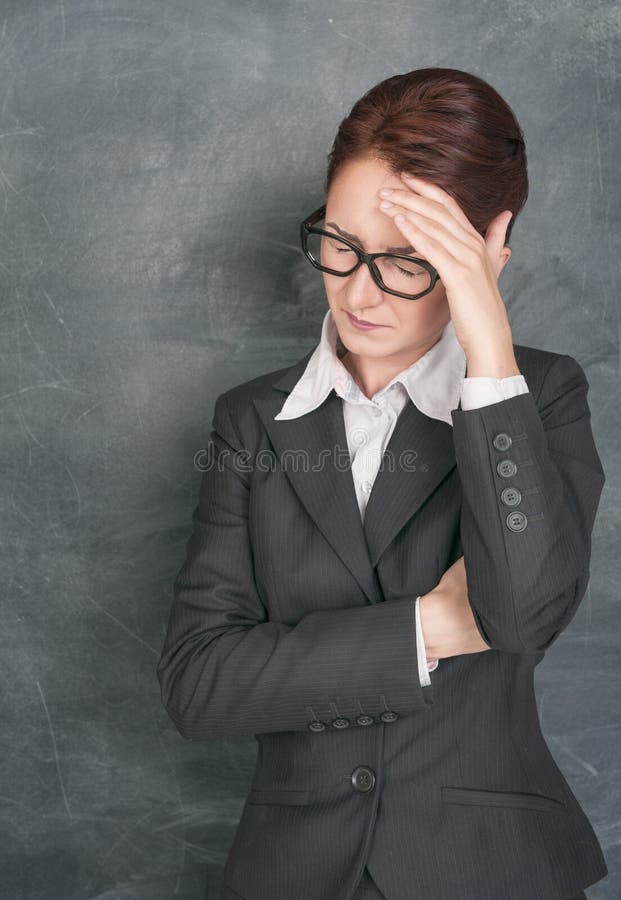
[156, 340, 608, 900]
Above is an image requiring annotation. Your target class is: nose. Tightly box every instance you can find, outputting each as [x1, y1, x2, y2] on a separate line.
[345, 260, 386, 313]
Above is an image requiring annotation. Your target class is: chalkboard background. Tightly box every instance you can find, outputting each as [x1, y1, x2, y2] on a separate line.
[1, 1, 618, 898]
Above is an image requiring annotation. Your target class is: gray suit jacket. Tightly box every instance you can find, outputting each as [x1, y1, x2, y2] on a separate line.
[156, 341, 608, 900]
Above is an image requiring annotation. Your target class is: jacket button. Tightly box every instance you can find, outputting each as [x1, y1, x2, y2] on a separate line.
[331, 717, 350, 729]
[380, 710, 398, 723]
[497, 459, 518, 478]
[493, 432, 512, 451]
[351, 766, 376, 793]
[500, 486, 522, 506]
[308, 720, 326, 732]
[506, 511, 528, 532]
[356, 714, 375, 726]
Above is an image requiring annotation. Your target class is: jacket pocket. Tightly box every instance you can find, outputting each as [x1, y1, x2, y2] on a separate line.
[246, 787, 312, 806]
[440, 785, 565, 813]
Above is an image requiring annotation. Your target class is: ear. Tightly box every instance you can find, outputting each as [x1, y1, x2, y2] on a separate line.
[484, 210, 513, 280]
[498, 245, 512, 276]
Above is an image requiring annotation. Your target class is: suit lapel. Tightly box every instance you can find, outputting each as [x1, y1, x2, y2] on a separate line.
[253, 351, 458, 605]
[361, 400, 457, 567]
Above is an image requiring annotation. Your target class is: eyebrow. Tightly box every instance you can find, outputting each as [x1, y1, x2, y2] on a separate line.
[325, 220, 417, 255]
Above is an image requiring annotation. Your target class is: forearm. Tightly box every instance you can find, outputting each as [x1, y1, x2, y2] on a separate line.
[451, 354, 605, 653]
[157, 592, 432, 741]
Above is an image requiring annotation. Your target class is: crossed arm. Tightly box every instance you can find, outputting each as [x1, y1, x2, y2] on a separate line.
[415, 368, 531, 682]
[157, 353, 605, 741]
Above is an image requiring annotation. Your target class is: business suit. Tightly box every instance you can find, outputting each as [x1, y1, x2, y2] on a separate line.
[157, 336, 608, 900]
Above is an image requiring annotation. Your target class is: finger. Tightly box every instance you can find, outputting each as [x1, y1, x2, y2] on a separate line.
[381, 187, 481, 251]
[381, 205, 476, 271]
[399, 173, 480, 235]
[387, 208, 456, 270]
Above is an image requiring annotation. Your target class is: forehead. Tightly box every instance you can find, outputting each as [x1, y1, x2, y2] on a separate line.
[331, 154, 404, 191]
[324, 156, 422, 254]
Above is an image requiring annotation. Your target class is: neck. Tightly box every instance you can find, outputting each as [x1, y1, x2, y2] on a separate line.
[342, 332, 443, 399]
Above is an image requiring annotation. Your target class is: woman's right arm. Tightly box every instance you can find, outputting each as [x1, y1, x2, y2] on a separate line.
[156, 392, 434, 742]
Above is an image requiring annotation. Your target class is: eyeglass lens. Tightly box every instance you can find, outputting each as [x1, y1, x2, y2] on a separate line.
[304, 231, 432, 299]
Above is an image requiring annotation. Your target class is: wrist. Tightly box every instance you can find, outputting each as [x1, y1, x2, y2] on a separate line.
[465, 355, 521, 378]
[464, 321, 517, 375]
[418, 592, 437, 659]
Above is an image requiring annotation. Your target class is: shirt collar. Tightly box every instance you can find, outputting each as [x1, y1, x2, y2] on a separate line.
[274, 308, 467, 425]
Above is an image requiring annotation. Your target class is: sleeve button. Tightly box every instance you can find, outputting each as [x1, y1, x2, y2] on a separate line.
[497, 459, 518, 478]
[506, 511, 528, 532]
[380, 710, 398, 723]
[308, 720, 326, 732]
[501, 486, 522, 506]
[356, 714, 375, 726]
[493, 432, 512, 451]
[331, 717, 350, 729]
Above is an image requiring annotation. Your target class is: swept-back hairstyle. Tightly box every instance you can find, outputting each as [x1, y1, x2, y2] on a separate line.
[325, 67, 528, 246]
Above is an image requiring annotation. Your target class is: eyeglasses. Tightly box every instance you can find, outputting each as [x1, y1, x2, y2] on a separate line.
[300, 204, 441, 301]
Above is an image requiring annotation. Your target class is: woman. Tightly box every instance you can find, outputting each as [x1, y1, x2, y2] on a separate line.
[157, 68, 607, 900]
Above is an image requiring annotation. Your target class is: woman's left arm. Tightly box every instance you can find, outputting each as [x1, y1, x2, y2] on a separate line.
[452, 352, 605, 653]
[380, 174, 606, 654]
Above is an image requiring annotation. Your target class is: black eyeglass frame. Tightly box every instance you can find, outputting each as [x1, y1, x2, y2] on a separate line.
[300, 203, 441, 301]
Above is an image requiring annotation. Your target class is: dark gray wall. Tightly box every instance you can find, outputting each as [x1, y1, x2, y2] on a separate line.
[1, 1, 618, 898]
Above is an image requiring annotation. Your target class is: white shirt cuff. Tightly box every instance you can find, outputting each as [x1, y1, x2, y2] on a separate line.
[415, 595, 438, 687]
[460, 374, 529, 410]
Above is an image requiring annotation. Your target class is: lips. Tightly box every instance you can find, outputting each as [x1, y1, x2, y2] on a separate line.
[347, 311, 383, 326]
[350, 313, 376, 325]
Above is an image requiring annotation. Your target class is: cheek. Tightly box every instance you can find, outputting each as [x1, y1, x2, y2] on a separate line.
[323, 272, 344, 294]
[420, 288, 450, 322]
[404, 296, 444, 324]
[396, 292, 450, 335]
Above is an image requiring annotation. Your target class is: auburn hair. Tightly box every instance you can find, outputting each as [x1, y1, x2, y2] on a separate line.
[324, 67, 528, 246]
